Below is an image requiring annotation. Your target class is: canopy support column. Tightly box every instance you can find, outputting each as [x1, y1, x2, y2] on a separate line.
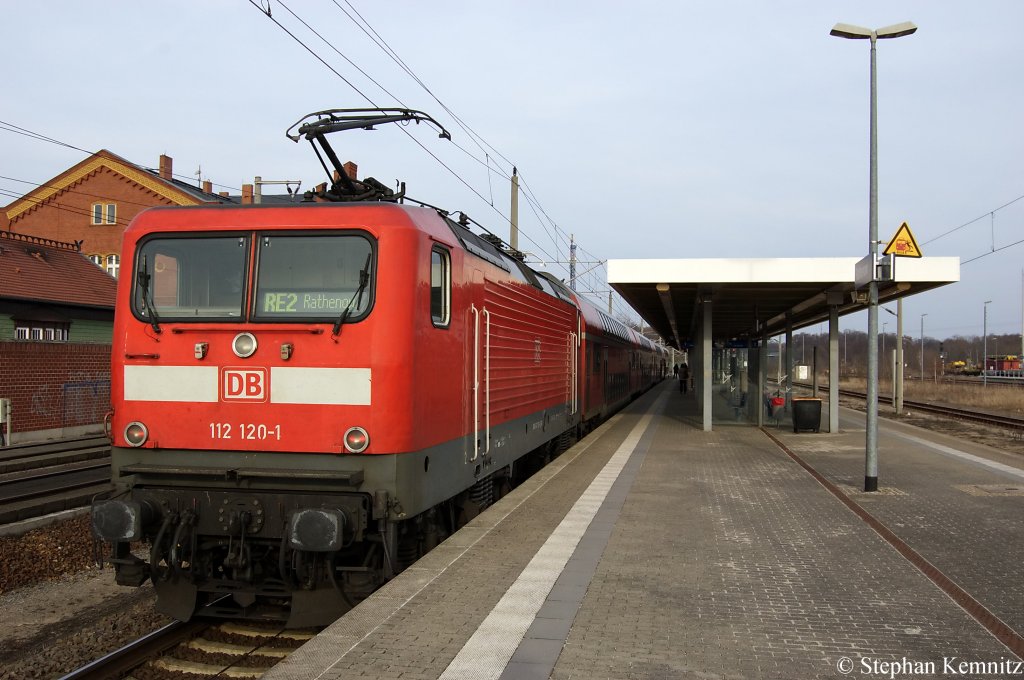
[785, 316, 794, 410]
[701, 297, 713, 431]
[757, 333, 767, 427]
[829, 303, 840, 433]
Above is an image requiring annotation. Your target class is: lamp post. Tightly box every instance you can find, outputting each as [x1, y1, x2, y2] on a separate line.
[831, 20, 917, 492]
[882, 321, 888, 382]
[882, 305, 903, 413]
[920, 313, 928, 381]
[983, 300, 992, 386]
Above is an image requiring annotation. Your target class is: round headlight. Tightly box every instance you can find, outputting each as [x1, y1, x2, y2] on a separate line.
[343, 427, 369, 453]
[124, 421, 149, 447]
[232, 332, 258, 358]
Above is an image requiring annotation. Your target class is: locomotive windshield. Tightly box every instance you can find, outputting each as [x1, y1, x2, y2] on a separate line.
[252, 233, 374, 321]
[133, 235, 249, 321]
[130, 232, 375, 324]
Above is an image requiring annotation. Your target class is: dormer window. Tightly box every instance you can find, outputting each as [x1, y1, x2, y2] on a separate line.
[92, 203, 116, 225]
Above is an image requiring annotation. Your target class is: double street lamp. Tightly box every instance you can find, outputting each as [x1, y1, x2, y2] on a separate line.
[830, 21, 917, 493]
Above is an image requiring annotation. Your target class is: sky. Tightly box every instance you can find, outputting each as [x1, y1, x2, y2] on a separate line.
[2, 1, 1022, 344]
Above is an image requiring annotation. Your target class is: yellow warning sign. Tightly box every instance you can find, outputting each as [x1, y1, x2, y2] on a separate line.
[884, 222, 923, 258]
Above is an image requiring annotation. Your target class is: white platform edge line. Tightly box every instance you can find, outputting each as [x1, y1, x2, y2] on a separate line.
[891, 431, 1024, 481]
[296, 413, 627, 680]
[438, 411, 655, 680]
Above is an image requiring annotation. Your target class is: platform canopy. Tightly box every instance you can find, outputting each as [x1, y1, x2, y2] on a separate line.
[608, 257, 960, 349]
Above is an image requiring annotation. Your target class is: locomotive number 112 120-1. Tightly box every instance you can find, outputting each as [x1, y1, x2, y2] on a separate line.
[210, 422, 282, 440]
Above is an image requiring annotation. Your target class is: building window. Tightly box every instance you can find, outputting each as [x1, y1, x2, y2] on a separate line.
[105, 254, 120, 278]
[92, 203, 116, 225]
[14, 323, 69, 342]
[430, 247, 450, 327]
[88, 254, 103, 267]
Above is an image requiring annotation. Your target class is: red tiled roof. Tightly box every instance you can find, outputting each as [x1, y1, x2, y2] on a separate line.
[0, 231, 116, 309]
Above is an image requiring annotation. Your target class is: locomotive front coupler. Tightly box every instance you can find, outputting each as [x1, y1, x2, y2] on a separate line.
[224, 510, 253, 579]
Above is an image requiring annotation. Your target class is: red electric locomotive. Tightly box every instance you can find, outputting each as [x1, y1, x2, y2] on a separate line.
[92, 110, 663, 627]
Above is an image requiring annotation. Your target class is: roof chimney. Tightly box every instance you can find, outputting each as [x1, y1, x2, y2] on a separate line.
[242, 184, 254, 205]
[343, 161, 358, 180]
[202, 180, 212, 194]
[159, 154, 173, 180]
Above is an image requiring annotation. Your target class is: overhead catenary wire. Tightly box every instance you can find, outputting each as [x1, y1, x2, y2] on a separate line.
[246, 2, 596, 294]
[0, 121, 242, 194]
[275, 1, 636, 319]
[961, 235, 1024, 265]
[0, 119, 92, 155]
[4, 6, 638, 323]
[922, 192, 1024, 245]
[0, 174, 226, 214]
[321, 0, 574, 263]
[1, 7, 606, 310]
[248, 3, 513, 228]
[328, 0, 517, 172]
[0, 187, 134, 229]
[262, 1, 560, 258]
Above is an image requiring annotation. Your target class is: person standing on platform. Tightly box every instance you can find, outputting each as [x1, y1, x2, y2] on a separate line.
[679, 363, 689, 394]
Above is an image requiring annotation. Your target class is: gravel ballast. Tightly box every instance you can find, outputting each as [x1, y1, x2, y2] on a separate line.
[0, 512, 171, 678]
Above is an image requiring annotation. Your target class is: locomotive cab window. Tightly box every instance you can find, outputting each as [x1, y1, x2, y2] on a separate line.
[132, 235, 249, 321]
[430, 247, 451, 327]
[253, 233, 375, 323]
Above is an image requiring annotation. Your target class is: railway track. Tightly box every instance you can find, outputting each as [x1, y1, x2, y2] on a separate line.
[839, 388, 1024, 432]
[59, 619, 316, 680]
[787, 382, 1024, 433]
[0, 435, 111, 525]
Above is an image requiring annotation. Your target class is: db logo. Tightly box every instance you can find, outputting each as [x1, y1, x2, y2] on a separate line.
[221, 368, 268, 402]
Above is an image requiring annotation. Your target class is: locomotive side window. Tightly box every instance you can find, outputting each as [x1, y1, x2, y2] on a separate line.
[133, 235, 249, 321]
[253, 234, 374, 322]
[431, 247, 451, 327]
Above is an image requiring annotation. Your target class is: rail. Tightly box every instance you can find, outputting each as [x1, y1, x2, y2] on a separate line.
[838, 387, 1024, 432]
[58, 617, 316, 680]
[0, 435, 112, 525]
[788, 381, 1024, 433]
[57, 620, 208, 680]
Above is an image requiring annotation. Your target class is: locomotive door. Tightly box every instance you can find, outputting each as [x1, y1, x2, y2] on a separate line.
[468, 271, 490, 463]
[568, 313, 580, 417]
[602, 346, 609, 408]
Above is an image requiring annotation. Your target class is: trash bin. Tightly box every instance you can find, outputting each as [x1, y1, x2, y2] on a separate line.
[791, 397, 821, 433]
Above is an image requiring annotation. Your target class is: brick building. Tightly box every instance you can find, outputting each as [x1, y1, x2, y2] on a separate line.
[1, 149, 234, 278]
[0, 230, 118, 443]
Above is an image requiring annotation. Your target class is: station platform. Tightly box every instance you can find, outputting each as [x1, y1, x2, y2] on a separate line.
[265, 381, 1024, 680]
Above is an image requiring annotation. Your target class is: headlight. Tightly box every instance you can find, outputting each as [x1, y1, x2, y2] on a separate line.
[124, 421, 149, 447]
[232, 332, 258, 358]
[344, 426, 369, 453]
